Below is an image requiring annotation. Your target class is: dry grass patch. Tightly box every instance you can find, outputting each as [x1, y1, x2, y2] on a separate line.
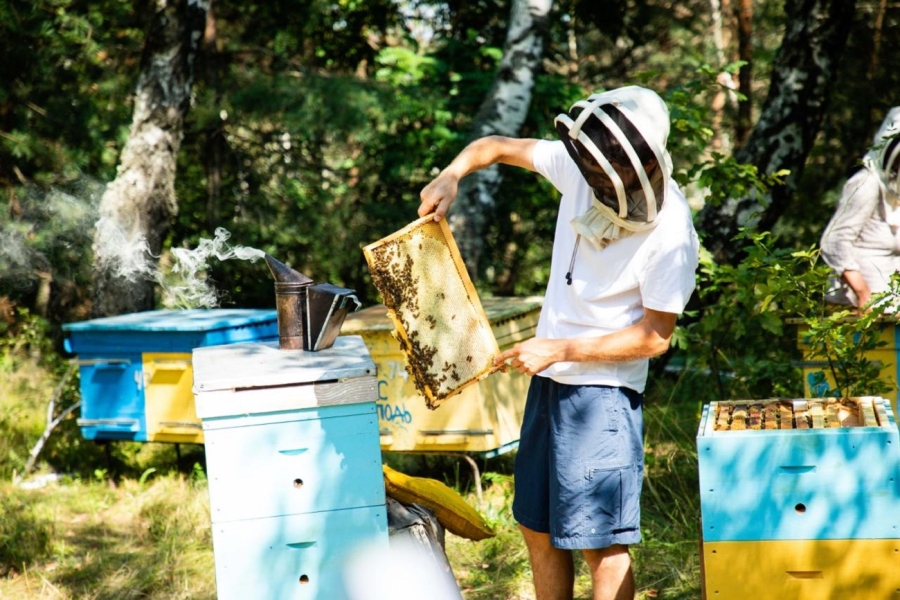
[0, 475, 215, 600]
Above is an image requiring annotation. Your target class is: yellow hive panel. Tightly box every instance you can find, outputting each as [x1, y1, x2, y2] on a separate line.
[702, 538, 900, 600]
[143, 353, 204, 444]
[364, 216, 501, 409]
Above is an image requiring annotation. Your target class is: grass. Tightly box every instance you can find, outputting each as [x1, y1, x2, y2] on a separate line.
[0, 347, 706, 599]
[0, 476, 216, 599]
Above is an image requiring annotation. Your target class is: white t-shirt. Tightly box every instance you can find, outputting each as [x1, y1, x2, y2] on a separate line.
[532, 139, 699, 392]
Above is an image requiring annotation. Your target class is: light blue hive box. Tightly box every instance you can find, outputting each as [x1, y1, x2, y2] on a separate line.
[697, 397, 900, 542]
[192, 335, 388, 600]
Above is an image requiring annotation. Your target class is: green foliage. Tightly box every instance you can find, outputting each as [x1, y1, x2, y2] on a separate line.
[689, 229, 896, 400]
[688, 154, 788, 208]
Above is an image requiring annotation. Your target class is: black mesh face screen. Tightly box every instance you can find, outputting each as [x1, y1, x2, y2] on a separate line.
[556, 115, 619, 210]
[600, 104, 665, 213]
[555, 102, 665, 222]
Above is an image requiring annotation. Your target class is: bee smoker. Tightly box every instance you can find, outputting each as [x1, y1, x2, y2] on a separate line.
[264, 254, 361, 351]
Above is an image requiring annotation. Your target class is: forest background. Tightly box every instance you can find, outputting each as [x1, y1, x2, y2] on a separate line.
[1, 0, 899, 598]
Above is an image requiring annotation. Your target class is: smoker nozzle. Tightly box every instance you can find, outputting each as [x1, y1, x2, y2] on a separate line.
[264, 253, 313, 284]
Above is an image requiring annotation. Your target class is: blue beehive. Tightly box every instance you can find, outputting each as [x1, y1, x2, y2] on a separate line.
[63, 309, 277, 442]
[192, 336, 388, 600]
[697, 397, 900, 542]
[697, 397, 900, 598]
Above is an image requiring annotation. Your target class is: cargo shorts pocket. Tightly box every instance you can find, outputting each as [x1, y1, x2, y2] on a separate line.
[582, 463, 641, 534]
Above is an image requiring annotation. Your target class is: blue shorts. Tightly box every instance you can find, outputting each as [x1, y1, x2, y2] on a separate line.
[512, 376, 644, 550]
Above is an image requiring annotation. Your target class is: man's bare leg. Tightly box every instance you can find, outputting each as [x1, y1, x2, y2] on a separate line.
[519, 524, 574, 600]
[582, 544, 634, 600]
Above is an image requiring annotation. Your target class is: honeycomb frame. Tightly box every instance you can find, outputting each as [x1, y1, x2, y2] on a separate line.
[363, 216, 502, 409]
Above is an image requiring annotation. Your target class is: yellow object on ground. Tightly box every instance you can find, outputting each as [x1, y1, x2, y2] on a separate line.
[382, 464, 495, 541]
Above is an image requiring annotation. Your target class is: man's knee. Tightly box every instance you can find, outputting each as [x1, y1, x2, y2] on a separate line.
[582, 544, 631, 568]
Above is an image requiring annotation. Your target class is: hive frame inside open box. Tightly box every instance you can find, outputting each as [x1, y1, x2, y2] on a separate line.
[364, 216, 502, 409]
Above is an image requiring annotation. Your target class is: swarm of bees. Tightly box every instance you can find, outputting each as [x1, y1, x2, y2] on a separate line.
[364, 217, 500, 409]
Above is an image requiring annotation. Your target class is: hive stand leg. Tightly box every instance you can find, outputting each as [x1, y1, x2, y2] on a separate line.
[175, 443, 182, 470]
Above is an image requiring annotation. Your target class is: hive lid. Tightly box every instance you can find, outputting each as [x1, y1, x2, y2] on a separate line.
[192, 335, 375, 393]
[63, 309, 277, 333]
[363, 215, 502, 409]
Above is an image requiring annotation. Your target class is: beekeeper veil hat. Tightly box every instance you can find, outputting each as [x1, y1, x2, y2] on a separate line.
[863, 107, 900, 201]
[555, 86, 673, 248]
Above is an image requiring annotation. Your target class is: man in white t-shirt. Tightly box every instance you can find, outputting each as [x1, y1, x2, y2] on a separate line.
[418, 86, 699, 600]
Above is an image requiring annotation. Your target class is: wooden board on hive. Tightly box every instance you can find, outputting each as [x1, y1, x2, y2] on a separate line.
[712, 397, 891, 431]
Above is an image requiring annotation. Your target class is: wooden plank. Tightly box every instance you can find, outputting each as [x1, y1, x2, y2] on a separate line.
[779, 402, 794, 429]
[794, 400, 809, 429]
[874, 398, 891, 428]
[731, 404, 748, 431]
[839, 399, 860, 428]
[748, 404, 762, 430]
[826, 402, 841, 428]
[860, 398, 878, 427]
[809, 402, 825, 429]
[716, 403, 732, 431]
[763, 404, 778, 430]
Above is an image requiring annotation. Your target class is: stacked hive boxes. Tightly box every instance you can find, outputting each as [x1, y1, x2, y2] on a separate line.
[697, 397, 900, 598]
[63, 309, 278, 443]
[192, 336, 388, 600]
[339, 296, 542, 455]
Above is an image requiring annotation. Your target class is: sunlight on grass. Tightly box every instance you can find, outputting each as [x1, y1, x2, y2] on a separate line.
[0, 476, 215, 600]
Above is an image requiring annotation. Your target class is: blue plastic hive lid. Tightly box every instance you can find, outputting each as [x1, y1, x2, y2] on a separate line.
[63, 309, 278, 354]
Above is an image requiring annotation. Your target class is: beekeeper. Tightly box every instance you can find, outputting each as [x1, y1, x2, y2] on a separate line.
[417, 86, 699, 600]
[821, 107, 900, 309]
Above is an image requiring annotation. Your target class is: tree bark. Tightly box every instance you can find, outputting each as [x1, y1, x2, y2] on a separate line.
[734, 0, 753, 147]
[698, 0, 857, 264]
[91, 0, 208, 317]
[449, 0, 552, 276]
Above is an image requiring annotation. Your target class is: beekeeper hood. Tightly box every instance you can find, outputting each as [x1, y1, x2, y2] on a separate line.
[555, 86, 673, 249]
[863, 107, 900, 201]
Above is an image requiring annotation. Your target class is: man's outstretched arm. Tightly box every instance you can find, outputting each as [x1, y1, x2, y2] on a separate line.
[418, 135, 538, 221]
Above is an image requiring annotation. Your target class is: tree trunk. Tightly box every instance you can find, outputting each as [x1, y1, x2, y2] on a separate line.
[734, 0, 753, 146]
[698, 0, 857, 264]
[91, 0, 208, 317]
[708, 0, 736, 153]
[449, 0, 552, 276]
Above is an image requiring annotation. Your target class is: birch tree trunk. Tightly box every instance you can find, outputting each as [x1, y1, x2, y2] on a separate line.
[735, 0, 753, 146]
[698, 0, 857, 264]
[91, 0, 208, 316]
[449, 0, 552, 276]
